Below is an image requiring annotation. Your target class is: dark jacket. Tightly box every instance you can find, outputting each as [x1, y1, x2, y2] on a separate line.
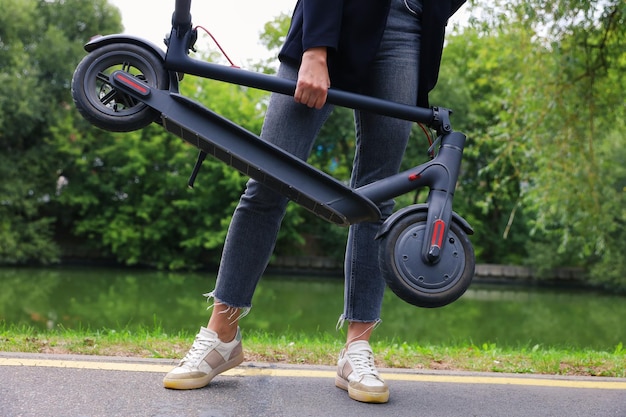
[279, 0, 465, 107]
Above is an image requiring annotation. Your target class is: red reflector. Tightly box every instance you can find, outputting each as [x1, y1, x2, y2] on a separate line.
[113, 71, 150, 96]
[430, 219, 446, 248]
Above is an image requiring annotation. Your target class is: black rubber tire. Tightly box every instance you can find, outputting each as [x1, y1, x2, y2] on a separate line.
[71, 43, 168, 132]
[379, 211, 475, 308]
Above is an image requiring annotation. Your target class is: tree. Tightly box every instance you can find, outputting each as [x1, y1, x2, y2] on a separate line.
[518, 0, 625, 286]
[4, 0, 625, 290]
[51, 54, 271, 268]
[430, 25, 538, 264]
[457, 0, 626, 286]
[0, 0, 122, 264]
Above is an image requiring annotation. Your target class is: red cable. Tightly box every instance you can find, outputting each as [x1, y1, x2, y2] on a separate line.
[194, 25, 240, 68]
[417, 123, 433, 147]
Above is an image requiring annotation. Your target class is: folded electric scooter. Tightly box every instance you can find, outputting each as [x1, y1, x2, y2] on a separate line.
[71, 0, 475, 308]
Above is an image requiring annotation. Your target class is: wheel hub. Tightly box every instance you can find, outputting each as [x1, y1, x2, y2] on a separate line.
[394, 222, 467, 293]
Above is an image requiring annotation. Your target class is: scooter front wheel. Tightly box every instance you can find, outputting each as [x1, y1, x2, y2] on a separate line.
[379, 211, 474, 308]
[72, 43, 168, 132]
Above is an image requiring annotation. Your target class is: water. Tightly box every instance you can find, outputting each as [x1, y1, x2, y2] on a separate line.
[1, 267, 624, 350]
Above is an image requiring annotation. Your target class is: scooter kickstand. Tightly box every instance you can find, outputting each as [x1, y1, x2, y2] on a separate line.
[188, 150, 207, 188]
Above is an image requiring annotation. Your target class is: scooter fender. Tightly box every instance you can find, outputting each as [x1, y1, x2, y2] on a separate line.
[84, 34, 166, 57]
[376, 203, 474, 240]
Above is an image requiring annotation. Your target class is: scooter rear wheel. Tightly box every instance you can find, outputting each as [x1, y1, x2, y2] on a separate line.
[72, 43, 168, 132]
[379, 211, 474, 308]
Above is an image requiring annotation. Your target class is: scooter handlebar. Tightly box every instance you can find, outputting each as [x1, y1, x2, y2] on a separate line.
[166, 0, 442, 127]
[175, 57, 438, 126]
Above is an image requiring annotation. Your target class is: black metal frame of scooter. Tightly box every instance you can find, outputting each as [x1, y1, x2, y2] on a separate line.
[71, 0, 475, 307]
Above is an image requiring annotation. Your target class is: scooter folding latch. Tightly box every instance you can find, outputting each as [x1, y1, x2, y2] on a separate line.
[430, 107, 453, 136]
[187, 27, 198, 53]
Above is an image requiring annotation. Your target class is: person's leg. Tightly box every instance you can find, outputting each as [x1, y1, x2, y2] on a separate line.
[205, 62, 334, 335]
[343, 0, 422, 339]
[164, 63, 334, 389]
[336, 0, 422, 403]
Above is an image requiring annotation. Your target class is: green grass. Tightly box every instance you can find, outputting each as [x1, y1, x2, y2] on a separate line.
[1, 324, 624, 378]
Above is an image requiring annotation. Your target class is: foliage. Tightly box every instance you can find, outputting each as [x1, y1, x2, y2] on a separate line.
[431, 0, 625, 286]
[1, 0, 624, 289]
[0, 0, 121, 264]
[518, 0, 625, 286]
[431, 25, 537, 264]
[51, 61, 269, 268]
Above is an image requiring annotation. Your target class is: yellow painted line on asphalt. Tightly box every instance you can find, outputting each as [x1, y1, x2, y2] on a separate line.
[383, 373, 626, 390]
[0, 357, 172, 373]
[2, 357, 625, 390]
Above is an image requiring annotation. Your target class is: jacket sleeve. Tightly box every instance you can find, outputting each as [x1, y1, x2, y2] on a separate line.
[301, 0, 345, 52]
[417, 0, 467, 107]
[450, 0, 466, 17]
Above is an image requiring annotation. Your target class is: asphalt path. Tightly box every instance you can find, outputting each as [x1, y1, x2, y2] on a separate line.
[1, 352, 625, 417]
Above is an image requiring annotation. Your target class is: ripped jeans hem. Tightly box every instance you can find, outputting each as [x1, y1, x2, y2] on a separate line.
[203, 291, 252, 324]
[336, 315, 382, 331]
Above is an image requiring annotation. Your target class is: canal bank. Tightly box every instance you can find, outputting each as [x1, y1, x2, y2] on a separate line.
[270, 256, 586, 284]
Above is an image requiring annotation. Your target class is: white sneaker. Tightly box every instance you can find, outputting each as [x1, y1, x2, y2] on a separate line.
[335, 340, 389, 403]
[163, 327, 244, 390]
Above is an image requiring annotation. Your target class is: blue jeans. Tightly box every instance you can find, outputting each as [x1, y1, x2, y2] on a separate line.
[211, 0, 422, 323]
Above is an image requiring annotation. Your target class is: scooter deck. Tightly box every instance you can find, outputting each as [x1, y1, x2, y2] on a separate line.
[138, 86, 381, 226]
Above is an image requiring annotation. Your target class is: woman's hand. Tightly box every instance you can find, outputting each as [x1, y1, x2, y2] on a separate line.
[294, 47, 330, 109]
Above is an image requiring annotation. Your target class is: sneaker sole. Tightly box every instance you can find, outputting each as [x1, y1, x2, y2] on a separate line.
[335, 375, 389, 404]
[163, 351, 245, 390]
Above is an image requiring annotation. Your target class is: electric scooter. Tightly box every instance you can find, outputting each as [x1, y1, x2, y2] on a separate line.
[71, 0, 475, 308]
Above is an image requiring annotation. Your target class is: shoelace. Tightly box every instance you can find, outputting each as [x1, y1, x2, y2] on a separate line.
[180, 334, 217, 366]
[347, 347, 380, 378]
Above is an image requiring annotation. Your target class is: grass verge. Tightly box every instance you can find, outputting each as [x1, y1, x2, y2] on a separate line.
[1, 324, 624, 378]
